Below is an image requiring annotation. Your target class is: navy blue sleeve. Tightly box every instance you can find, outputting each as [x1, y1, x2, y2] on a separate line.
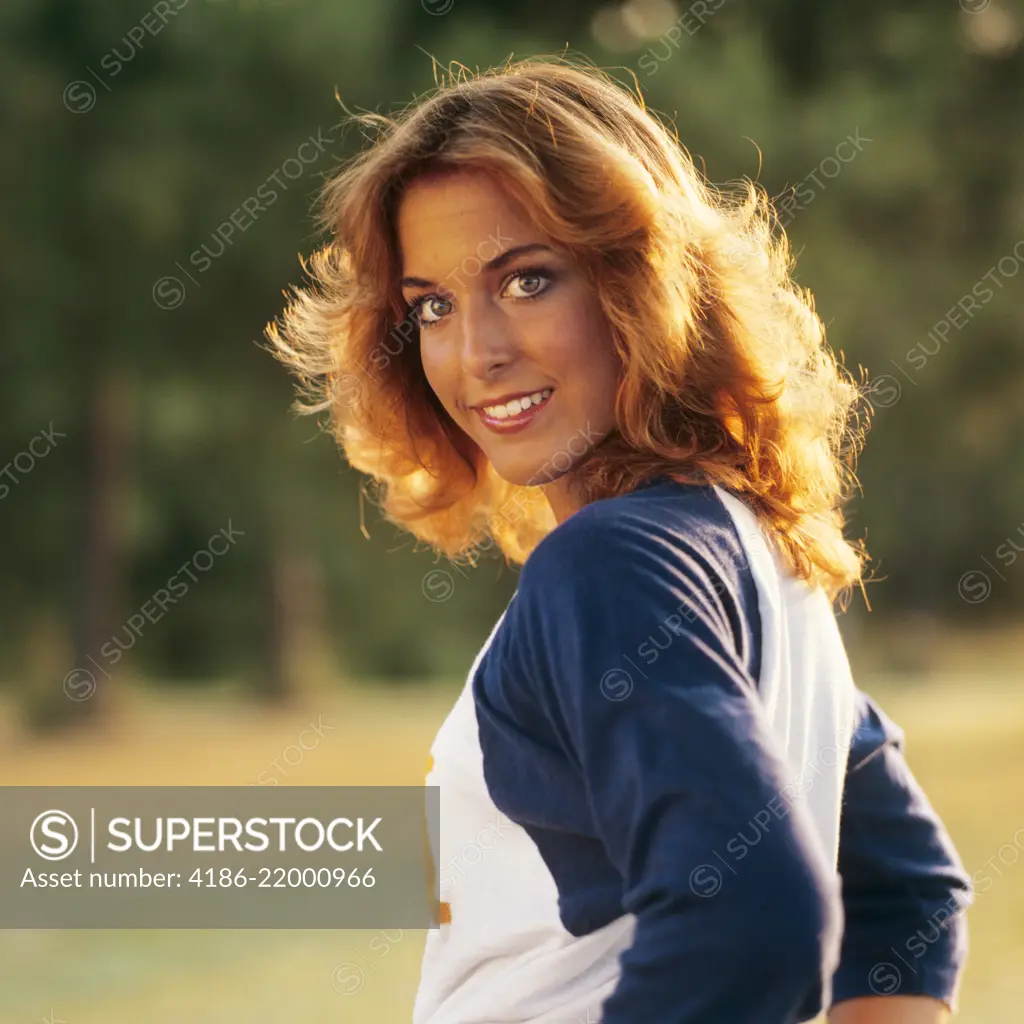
[503, 510, 844, 1024]
[830, 689, 973, 1011]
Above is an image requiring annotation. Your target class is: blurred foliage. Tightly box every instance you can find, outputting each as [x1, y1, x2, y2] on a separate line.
[1, 0, 1022, 719]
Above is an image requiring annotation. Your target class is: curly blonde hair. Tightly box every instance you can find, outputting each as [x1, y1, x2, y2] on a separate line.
[263, 56, 870, 605]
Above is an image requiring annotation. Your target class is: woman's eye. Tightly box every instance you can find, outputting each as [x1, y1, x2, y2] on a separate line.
[413, 295, 452, 326]
[503, 271, 551, 299]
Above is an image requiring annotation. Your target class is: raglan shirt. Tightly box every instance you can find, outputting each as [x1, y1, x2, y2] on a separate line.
[422, 480, 972, 1024]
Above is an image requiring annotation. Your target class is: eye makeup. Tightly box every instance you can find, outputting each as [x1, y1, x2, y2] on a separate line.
[405, 265, 557, 329]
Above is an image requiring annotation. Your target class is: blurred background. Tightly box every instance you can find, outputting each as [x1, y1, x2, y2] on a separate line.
[1, 0, 1023, 1019]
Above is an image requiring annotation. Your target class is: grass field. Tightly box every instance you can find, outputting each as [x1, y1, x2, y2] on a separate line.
[0, 672, 1020, 1023]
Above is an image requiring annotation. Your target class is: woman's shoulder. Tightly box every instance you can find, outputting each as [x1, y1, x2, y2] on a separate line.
[501, 478, 764, 694]
[520, 479, 753, 598]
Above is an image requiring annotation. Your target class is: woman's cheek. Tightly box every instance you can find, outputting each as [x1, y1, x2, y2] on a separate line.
[420, 341, 460, 419]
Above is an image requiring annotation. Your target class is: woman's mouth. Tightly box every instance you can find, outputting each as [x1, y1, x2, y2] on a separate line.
[473, 388, 554, 434]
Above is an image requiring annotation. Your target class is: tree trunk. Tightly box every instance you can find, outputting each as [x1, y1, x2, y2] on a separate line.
[261, 539, 335, 703]
[31, 365, 135, 732]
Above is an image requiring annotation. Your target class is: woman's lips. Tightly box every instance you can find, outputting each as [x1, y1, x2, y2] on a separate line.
[473, 392, 553, 435]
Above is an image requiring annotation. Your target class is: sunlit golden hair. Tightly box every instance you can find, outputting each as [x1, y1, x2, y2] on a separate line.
[263, 55, 870, 605]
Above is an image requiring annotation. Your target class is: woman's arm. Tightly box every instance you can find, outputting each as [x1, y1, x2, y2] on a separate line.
[829, 994, 949, 1023]
[500, 512, 842, 1023]
[828, 689, 973, 1017]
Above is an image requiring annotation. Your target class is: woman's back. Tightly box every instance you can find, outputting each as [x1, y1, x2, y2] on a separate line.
[416, 479, 860, 1024]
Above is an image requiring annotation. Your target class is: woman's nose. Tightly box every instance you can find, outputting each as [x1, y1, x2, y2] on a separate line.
[460, 293, 517, 381]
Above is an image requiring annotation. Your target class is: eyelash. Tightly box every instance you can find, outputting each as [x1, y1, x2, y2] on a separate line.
[408, 265, 555, 330]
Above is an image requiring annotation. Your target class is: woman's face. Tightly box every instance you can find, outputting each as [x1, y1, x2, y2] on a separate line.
[396, 168, 621, 507]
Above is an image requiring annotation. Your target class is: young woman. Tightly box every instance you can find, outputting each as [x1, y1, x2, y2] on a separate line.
[265, 58, 972, 1024]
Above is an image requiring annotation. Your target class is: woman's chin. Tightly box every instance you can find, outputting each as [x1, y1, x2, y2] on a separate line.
[487, 460, 542, 488]
[485, 457, 569, 490]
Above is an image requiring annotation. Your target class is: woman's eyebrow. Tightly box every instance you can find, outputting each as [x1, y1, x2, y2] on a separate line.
[399, 242, 554, 289]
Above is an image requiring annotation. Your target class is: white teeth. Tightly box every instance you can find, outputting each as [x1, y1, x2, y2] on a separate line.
[482, 388, 552, 419]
